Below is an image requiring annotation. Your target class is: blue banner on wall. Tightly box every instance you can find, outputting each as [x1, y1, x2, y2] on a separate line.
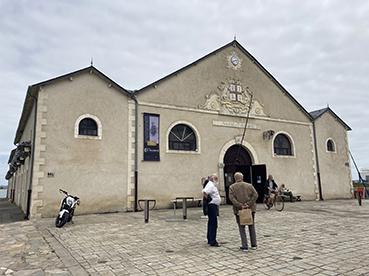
[143, 113, 160, 161]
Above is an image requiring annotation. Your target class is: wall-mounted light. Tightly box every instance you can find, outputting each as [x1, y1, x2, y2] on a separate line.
[5, 171, 13, 180]
[9, 164, 17, 173]
[18, 141, 31, 153]
[263, 130, 275, 140]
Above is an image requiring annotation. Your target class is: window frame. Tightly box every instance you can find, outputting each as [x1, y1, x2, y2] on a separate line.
[74, 114, 102, 140]
[166, 121, 201, 154]
[272, 131, 295, 158]
[326, 138, 336, 153]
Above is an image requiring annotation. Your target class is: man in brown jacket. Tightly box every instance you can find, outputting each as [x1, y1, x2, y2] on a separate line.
[229, 172, 258, 252]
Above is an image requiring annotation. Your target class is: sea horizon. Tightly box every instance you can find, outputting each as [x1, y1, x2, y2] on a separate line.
[0, 188, 7, 198]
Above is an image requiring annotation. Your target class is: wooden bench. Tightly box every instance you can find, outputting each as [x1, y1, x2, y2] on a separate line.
[280, 194, 301, 202]
[170, 197, 201, 220]
[193, 198, 203, 207]
[170, 195, 226, 210]
[171, 198, 203, 208]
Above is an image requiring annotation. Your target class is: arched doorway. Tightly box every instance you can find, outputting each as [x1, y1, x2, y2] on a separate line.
[223, 145, 252, 204]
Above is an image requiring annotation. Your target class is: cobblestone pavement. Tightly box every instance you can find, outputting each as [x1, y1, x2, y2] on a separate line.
[0, 199, 24, 224]
[0, 220, 70, 275]
[1, 199, 369, 275]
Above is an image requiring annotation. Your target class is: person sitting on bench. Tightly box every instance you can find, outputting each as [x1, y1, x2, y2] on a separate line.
[279, 184, 294, 202]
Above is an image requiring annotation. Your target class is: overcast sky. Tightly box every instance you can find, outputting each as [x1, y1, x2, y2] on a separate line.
[1, 0, 368, 186]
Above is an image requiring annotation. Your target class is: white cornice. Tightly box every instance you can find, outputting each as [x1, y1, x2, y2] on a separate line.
[138, 101, 312, 127]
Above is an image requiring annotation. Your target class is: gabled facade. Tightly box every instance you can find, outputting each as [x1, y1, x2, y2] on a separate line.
[310, 108, 352, 199]
[6, 41, 353, 218]
[7, 67, 132, 218]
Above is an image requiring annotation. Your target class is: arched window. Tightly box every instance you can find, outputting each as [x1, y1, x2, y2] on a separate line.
[327, 139, 335, 152]
[274, 134, 293, 156]
[79, 118, 98, 136]
[169, 124, 197, 151]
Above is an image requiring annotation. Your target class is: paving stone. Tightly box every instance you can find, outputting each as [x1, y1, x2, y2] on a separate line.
[13, 269, 44, 276]
[2, 200, 369, 275]
[44, 269, 71, 276]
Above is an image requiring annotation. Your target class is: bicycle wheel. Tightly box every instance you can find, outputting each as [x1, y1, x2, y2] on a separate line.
[274, 195, 284, 211]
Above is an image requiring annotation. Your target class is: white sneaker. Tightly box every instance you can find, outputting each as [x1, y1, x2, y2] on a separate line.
[250, 246, 257, 250]
[200, 215, 208, 219]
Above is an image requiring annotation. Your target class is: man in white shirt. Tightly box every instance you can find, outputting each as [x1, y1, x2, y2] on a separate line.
[202, 174, 221, 247]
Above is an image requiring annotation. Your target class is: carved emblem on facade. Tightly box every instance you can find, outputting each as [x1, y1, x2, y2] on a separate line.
[199, 79, 266, 116]
[227, 51, 242, 70]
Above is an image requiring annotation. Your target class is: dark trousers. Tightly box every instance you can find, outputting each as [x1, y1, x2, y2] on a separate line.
[235, 212, 256, 248]
[207, 204, 218, 245]
[202, 197, 208, 215]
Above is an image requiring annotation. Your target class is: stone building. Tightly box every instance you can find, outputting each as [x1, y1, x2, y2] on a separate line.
[5, 40, 352, 218]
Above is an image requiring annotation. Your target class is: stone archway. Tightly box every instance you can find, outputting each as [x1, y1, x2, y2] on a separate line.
[223, 145, 253, 204]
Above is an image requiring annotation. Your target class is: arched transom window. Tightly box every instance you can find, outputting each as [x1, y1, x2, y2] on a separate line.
[169, 124, 197, 151]
[327, 139, 336, 152]
[274, 133, 293, 156]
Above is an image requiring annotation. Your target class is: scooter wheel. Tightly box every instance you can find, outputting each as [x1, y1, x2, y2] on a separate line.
[55, 212, 69, 228]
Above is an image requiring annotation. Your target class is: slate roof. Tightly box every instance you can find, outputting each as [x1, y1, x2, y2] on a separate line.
[309, 107, 351, 130]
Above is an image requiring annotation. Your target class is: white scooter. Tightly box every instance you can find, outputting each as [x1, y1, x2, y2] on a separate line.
[55, 189, 80, 228]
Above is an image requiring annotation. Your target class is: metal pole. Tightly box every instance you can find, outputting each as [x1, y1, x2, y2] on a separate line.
[182, 199, 187, 220]
[26, 91, 38, 219]
[130, 94, 139, 212]
[312, 121, 324, 200]
[349, 150, 368, 199]
[236, 93, 254, 162]
[144, 200, 149, 223]
[349, 150, 364, 182]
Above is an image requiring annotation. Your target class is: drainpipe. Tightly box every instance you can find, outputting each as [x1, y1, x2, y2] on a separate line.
[312, 121, 323, 200]
[25, 92, 38, 219]
[11, 176, 17, 203]
[130, 93, 139, 211]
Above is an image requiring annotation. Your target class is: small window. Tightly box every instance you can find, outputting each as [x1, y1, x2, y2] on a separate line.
[79, 118, 98, 136]
[169, 124, 197, 151]
[327, 139, 335, 152]
[274, 134, 293, 156]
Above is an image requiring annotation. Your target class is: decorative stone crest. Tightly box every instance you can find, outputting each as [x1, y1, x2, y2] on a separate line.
[199, 79, 266, 116]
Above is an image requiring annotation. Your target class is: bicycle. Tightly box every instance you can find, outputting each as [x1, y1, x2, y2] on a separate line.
[263, 192, 284, 211]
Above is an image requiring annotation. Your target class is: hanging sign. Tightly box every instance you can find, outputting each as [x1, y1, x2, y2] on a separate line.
[143, 113, 160, 161]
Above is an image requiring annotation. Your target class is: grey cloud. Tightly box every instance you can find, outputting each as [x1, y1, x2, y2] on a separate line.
[1, 0, 369, 185]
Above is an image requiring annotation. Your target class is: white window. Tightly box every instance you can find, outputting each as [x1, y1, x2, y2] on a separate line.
[166, 121, 201, 154]
[74, 114, 102, 140]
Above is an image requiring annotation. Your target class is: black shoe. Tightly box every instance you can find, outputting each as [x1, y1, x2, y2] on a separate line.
[240, 246, 248, 252]
[210, 242, 220, 247]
